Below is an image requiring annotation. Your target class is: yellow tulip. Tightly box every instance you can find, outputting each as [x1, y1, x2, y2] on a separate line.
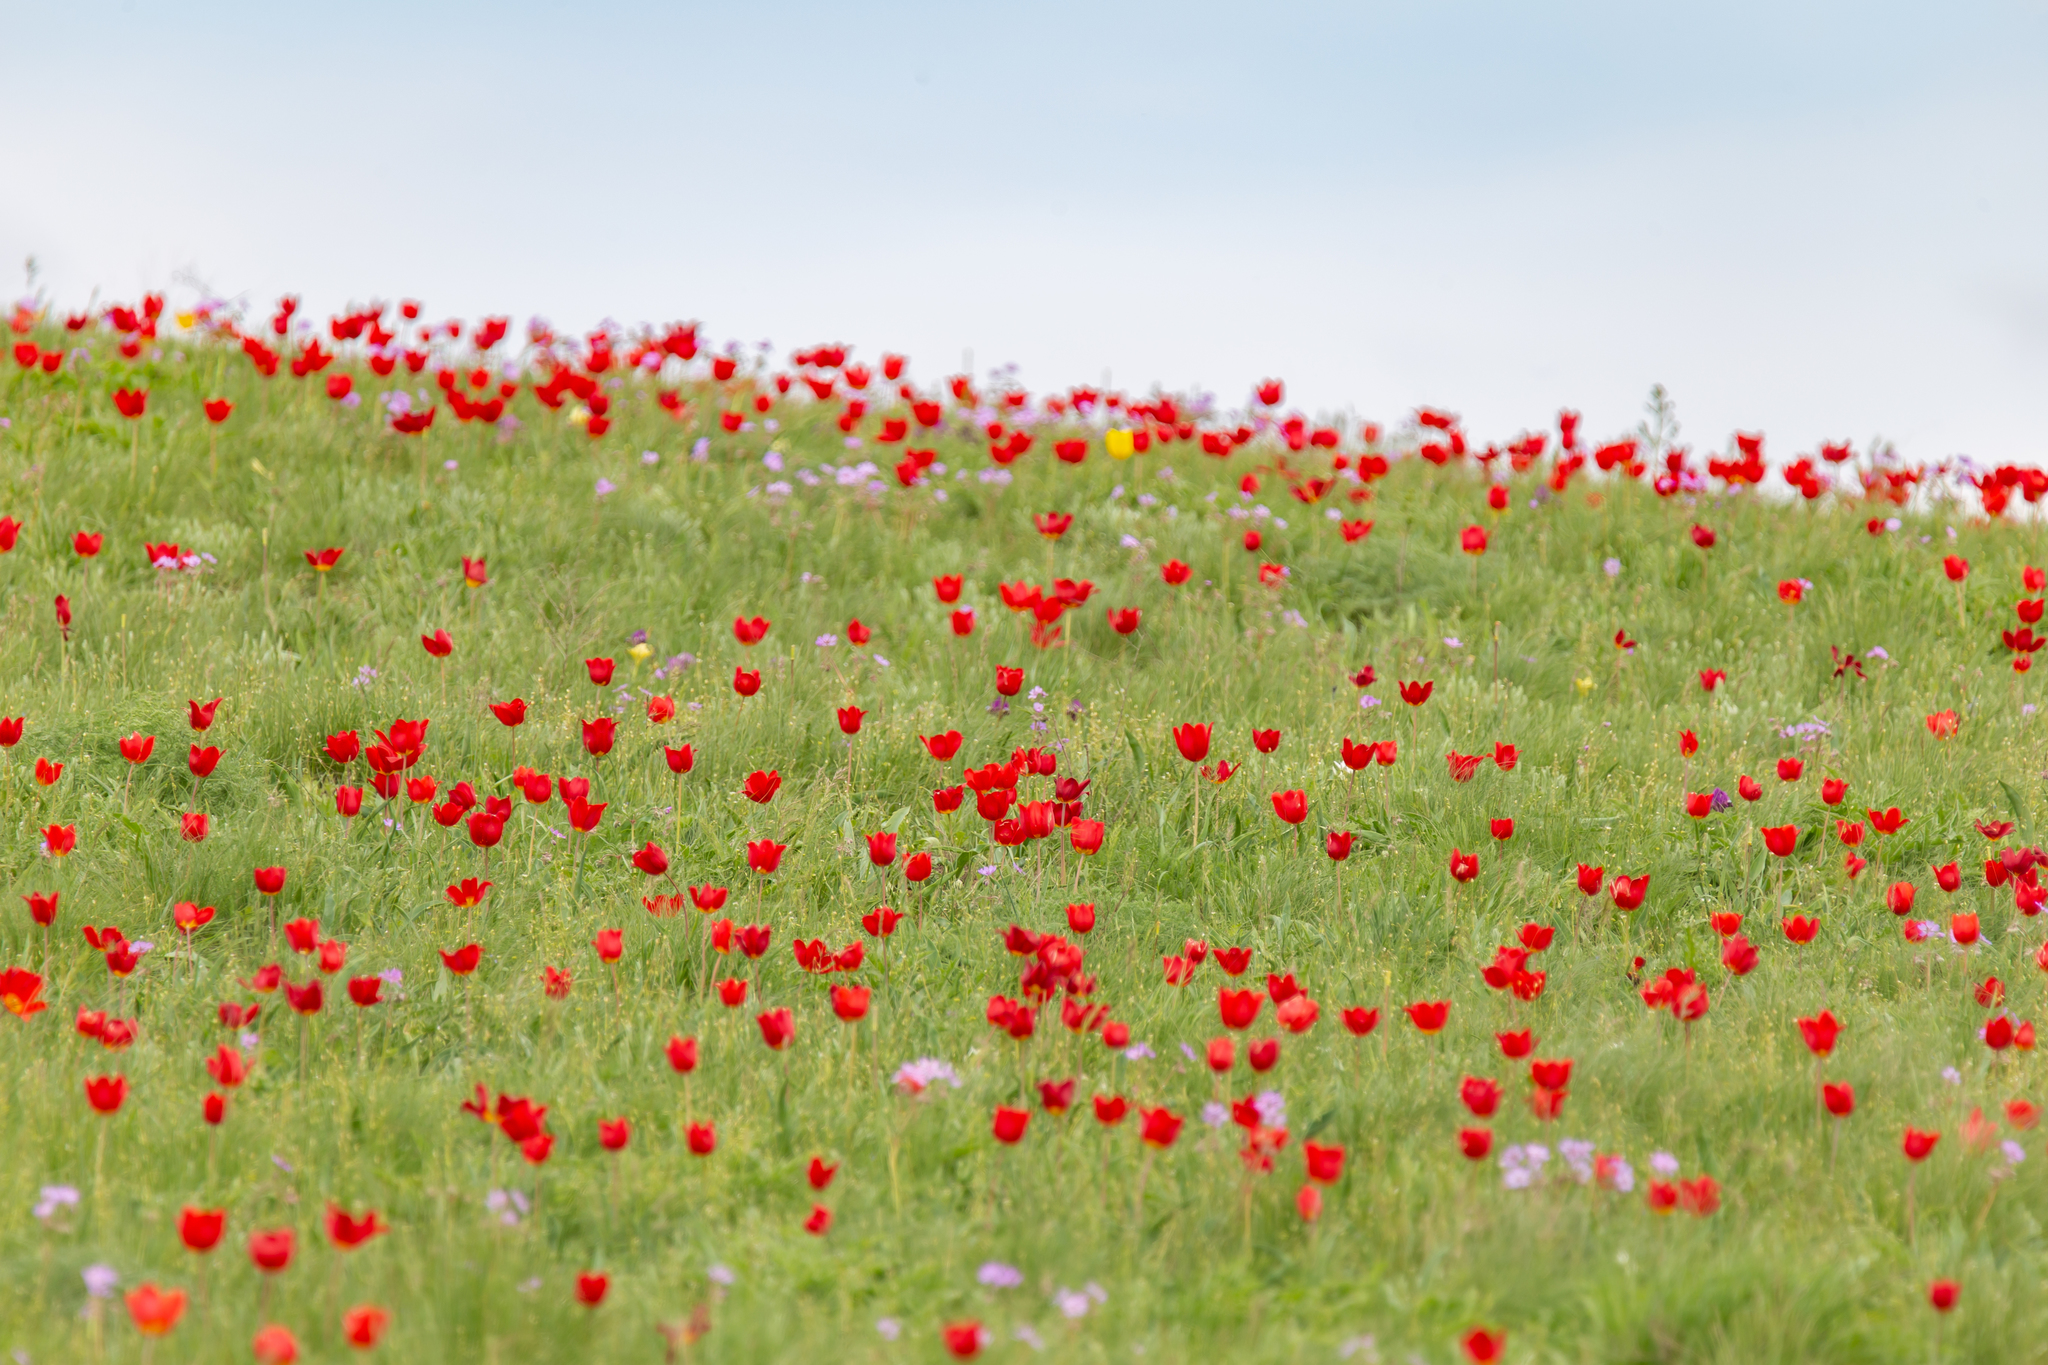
[1105, 429, 1135, 459]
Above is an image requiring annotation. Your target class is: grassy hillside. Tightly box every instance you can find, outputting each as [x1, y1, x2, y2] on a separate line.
[0, 304, 2043, 1363]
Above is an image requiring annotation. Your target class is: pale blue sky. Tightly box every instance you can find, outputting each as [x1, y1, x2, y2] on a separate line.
[2, 1, 2043, 458]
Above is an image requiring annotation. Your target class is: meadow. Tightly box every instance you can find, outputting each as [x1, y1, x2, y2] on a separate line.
[1, 297, 2045, 1363]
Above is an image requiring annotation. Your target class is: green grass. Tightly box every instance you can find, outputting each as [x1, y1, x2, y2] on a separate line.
[1, 327, 2045, 1364]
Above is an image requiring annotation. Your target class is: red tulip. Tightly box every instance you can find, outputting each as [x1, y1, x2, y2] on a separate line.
[733, 615, 770, 645]
[1462, 1328, 1506, 1363]
[865, 832, 897, 866]
[1609, 874, 1649, 910]
[1405, 1000, 1450, 1034]
[326, 1204, 387, 1249]
[250, 1228, 295, 1272]
[1902, 1128, 1940, 1161]
[1460, 1076, 1501, 1117]
[733, 667, 762, 696]
[1448, 849, 1479, 882]
[254, 866, 286, 896]
[688, 1122, 717, 1154]
[1270, 790, 1307, 824]
[1138, 1106, 1183, 1148]
[1172, 723, 1212, 762]
[747, 839, 786, 875]
[943, 1321, 988, 1358]
[1398, 680, 1433, 706]
[179, 1206, 226, 1252]
[575, 1273, 609, 1307]
[1458, 1127, 1494, 1160]
[757, 1007, 794, 1049]
[490, 699, 527, 726]
[1218, 988, 1263, 1030]
[666, 1035, 699, 1072]
[124, 1285, 186, 1338]
[342, 1306, 390, 1348]
[591, 929, 623, 963]
[439, 944, 482, 975]
[1823, 1082, 1854, 1116]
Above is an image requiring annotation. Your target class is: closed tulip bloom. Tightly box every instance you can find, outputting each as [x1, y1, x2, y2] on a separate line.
[581, 717, 616, 755]
[747, 840, 786, 875]
[1172, 723, 1211, 762]
[733, 667, 762, 696]
[119, 733, 154, 764]
[439, 944, 482, 975]
[1069, 819, 1105, 854]
[249, 1228, 295, 1273]
[663, 1035, 700, 1073]
[1458, 1127, 1494, 1160]
[1271, 790, 1307, 824]
[757, 1007, 794, 1049]
[180, 1206, 226, 1252]
[1449, 848, 1479, 882]
[490, 699, 527, 726]
[125, 1285, 186, 1337]
[585, 657, 614, 685]
[1405, 1000, 1450, 1034]
[992, 1105, 1029, 1143]
[342, 1305, 390, 1348]
[1139, 1106, 1184, 1148]
[1823, 1082, 1854, 1117]
[1489, 818, 1513, 841]
[1902, 1128, 1940, 1161]
[1928, 1280, 1959, 1313]
[865, 831, 897, 865]
[1933, 862, 1961, 892]
[1218, 988, 1263, 1030]
[592, 929, 624, 962]
[85, 1074, 128, 1113]
[420, 630, 453, 657]
[1737, 775, 1763, 801]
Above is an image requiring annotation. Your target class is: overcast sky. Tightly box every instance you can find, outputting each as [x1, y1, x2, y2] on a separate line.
[3, 1, 2043, 458]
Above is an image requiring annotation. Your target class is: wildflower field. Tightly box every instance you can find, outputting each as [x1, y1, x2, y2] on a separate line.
[3, 296, 2047, 1364]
